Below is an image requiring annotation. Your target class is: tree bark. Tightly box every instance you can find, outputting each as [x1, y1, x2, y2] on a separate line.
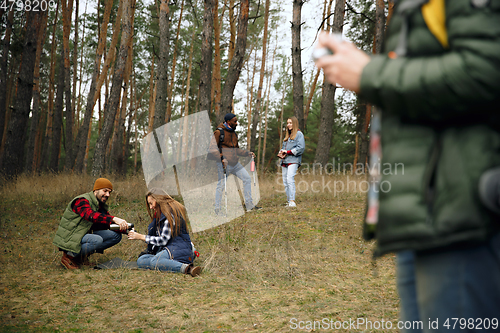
[1, 10, 45, 177]
[92, 0, 134, 176]
[198, 0, 214, 116]
[0, 9, 14, 147]
[219, 0, 249, 124]
[49, 43, 65, 172]
[25, 11, 49, 173]
[40, 1, 60, 172]
[314, 0, 345, 166]
[63, 0, 75, 171]
[167, 0, 185, 121]
[153, 0, 170, 129]
[73, 0, 113, 172]
[291, 0, 304, 131]
[250, 0, 269, 153]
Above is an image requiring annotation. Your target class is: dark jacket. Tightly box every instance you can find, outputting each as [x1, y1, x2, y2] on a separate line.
[360, 0, 500, 255]
[209, 123, 250, 166]
[147, 213, 194, 264]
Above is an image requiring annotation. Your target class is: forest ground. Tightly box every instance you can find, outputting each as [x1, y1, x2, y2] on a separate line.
[0, 173, 398, 332]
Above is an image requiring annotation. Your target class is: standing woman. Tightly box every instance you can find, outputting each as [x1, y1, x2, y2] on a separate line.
[128, 188, 201, 276]
[278, 116, 305, 207]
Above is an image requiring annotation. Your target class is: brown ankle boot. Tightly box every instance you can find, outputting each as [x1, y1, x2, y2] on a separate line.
[61, 252, 80, 269]
[185, 264, 202, 277]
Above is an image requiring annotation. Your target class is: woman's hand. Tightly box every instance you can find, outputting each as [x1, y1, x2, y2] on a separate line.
[127, 230, 146, 241]
[277, 150, 286, 159]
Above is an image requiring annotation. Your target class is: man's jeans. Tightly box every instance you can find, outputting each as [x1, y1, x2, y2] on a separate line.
[282, 164, 298, 201]
[137, 249, 184, 272]
[396, 233, 500, 333]
[69, 229, 122, 258]
[215, 162, 254, 211]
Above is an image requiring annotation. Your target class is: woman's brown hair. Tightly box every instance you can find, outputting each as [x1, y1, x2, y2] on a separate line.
[283, 116, 299, 141]
[145, 188, 187, 237]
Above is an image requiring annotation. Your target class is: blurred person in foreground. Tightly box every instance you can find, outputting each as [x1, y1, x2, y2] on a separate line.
[127, 188, 201, 277]
[315, 0, 500, 332]
[210, 112, 261, 213]
[278, 116, 305, 208]
[53, 178, 129, 269]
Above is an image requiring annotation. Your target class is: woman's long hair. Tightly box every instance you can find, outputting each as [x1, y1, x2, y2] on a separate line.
[283, 116, 299, 141]
[145, 188, 187, 237]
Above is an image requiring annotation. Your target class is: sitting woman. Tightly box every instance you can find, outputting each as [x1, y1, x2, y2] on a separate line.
[128, 188, 201, 277]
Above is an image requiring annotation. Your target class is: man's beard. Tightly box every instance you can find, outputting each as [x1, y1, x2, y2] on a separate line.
[97, 194, 108, 204]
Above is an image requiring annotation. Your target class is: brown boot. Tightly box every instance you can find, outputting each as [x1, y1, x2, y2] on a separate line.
[61, 252, 80, 270]
[185, 264, 202, 277]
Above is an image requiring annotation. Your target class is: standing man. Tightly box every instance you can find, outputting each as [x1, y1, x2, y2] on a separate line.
[53, 178, 129, 269]
[211, 113, 261, 213]
[315, 0, 500, 331]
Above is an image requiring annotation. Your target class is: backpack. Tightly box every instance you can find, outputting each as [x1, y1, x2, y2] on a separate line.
[207, 128, 225, 161]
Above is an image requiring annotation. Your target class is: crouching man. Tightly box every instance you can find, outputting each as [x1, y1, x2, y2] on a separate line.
[53, 178, 129, 269]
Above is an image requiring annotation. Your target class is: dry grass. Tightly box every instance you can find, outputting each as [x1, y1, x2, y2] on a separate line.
[0, 173, 398, 332]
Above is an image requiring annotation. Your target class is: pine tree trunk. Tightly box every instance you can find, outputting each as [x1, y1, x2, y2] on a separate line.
[49, 43, 65, 172]
[219, 0, 249, 124]
[63, 0, 75, 171]
[198, 0, 213, 116]
[92, 0, 134, 176]
[153, 0, 170, 129]
[261, 41, 276, 173]
[291, 0, 304, 131]
[0, 9, 14, 147]
[73, 0, 113, 172]
[1, 10, 45, 177]
[303, 69, 320, 130]
[167, 0, 185, 121]
[246, 50, 256, 149]
[250, 0, 269, 153]
[212, 0, 223, 120]
[26, 11, 49, 173]
[314, 0, 345, 166]
[40, 2, 60, 172]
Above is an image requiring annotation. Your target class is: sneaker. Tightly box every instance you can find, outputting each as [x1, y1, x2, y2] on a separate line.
[288, 201, 296, 207]
[479, 167, 500, 215]
[61, 252, 80, 270]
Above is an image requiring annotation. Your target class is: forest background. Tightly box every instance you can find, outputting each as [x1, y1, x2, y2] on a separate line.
[0, 0, 390, 178]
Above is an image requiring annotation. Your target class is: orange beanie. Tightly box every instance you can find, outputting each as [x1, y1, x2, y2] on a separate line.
[93, 178, 113, 191]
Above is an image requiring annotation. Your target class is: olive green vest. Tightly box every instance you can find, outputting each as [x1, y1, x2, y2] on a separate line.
[52, 192, 108, 253]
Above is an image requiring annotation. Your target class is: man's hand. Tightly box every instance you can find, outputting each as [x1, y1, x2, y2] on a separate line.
[314, 32, 371, 93]
[222, 158, 228, 168]
[249, 152, 256, 159]
[112, 217, 129, 232]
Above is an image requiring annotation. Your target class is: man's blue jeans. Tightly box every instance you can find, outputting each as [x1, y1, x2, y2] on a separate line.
[215, 162, 254, 211]
[70, 229, 122, 258]
[282, 164, 299, 201]
[396, 233, 500, 332]
[137, 249, 185, 272]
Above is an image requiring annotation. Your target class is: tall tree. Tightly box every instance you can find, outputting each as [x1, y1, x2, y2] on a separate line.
[153, 0, 170, 128]
[250, 0, 269, 152]
[0, 9, 14, 146]
[168, 0, 185, 121]
[25, 11, 49, 173]
[314, 0, 345, 166]
[63, 0, 75, 171]
[49, 43, 65, 172]
[1, 10, 46, 176]
[92, 0, 135, 176]
[291, 0, 304, 131]
[73, 0, 114, 173]
[198, 0, 214, 115]
[219, 0, 249, 124]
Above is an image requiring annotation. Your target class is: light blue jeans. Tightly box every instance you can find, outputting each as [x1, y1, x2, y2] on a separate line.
[396, 233, 500, 333]
[70, 229, 122, 258]
[215, 162, 254, 210]
[282, 164, 299, 201]
[137, 249, 186, 273]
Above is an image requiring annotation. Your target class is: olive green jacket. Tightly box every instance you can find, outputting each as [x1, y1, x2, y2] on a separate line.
[360, 0, 500, 255]
[52, 192, 108, 254]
